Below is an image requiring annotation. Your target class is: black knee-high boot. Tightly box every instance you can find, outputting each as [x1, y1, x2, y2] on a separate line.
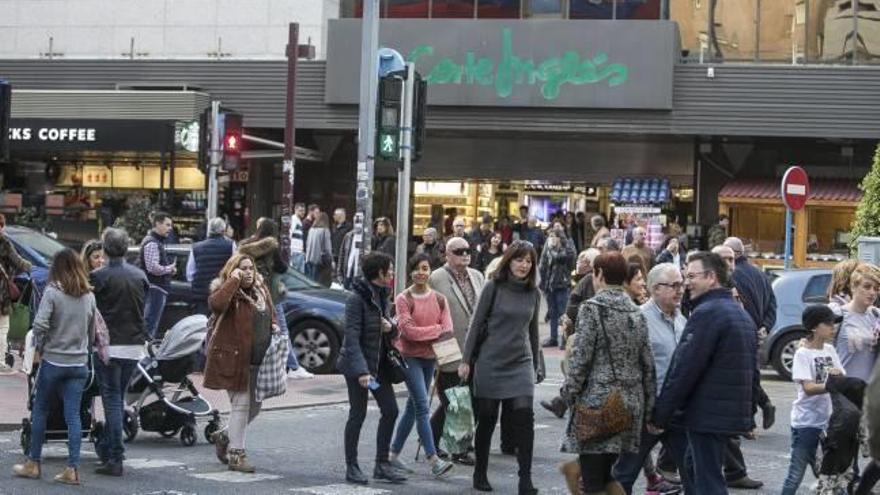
[512, 407, 537, 495]
[473, 399, 498, 492]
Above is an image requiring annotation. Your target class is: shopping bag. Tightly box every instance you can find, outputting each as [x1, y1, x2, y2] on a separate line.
[7, 300, 30, 343]
[255, 330, 289, 402]
[440, 385, 475, 455]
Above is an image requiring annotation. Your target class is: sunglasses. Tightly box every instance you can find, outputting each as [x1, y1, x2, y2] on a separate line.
[450, 248, 471, 257]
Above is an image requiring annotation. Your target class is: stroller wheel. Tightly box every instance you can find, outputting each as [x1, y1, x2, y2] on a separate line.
[180, 426, 197, 447]
[159, 428, 181, 438]
[20, 418, 31, 456]
[123, 409, 139, 443]
[91, 421, 104, 446]
[204, 421, 220, 444]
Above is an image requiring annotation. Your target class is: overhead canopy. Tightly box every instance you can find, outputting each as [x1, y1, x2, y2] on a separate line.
[719, 179, 862, 205]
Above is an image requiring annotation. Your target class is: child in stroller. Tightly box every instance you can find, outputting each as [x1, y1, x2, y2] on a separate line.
[124, 314, 221, 446]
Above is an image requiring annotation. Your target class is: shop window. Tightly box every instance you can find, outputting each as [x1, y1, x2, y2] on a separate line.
[615, 0, 662, 19]
[478, 0, 521, 18]
[570, 0, 614, 19]
[802, 274, 831, 303]
[432, 0, 477, 17]
[387, 0, 430, 17]
[808, 206, 856, 253]
[524, 0, 564, 18]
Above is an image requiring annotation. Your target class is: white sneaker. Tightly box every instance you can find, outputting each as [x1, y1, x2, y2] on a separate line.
[287, 367, 315, 380]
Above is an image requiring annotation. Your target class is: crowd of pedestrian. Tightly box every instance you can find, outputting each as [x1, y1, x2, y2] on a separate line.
[9, 203, 880, 495]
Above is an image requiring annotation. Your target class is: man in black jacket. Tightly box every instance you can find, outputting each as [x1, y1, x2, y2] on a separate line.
[724, 237, 777, 431]
[651, 251, 758, 495]
[91, 227, 150, 477]
[187, 217, 234, 315]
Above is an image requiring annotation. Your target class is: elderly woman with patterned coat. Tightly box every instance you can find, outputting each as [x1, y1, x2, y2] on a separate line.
[561, 252, 656, 495]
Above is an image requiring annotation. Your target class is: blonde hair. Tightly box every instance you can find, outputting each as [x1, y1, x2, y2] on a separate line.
[217, 253, 263, 288]
[850, 263, 880, 291]
[829, 259, 862, 298]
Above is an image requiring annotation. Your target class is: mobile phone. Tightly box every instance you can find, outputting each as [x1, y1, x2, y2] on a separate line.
[368, 377, 380, 390]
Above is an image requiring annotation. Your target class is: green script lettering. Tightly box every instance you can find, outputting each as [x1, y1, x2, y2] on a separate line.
[405, 28, 629, 100]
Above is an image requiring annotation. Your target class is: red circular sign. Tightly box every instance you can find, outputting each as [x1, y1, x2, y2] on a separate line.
[781, 166, 810, 210]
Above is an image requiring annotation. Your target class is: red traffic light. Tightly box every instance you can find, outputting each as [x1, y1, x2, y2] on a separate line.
[224, 133, 240, 153]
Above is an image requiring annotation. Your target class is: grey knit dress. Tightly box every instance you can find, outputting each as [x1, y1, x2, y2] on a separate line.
[462, 279, 541, 399]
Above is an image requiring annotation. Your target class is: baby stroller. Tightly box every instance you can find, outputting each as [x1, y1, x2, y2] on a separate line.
[125, 315, 221, 446]
[19, 338, 104, 456]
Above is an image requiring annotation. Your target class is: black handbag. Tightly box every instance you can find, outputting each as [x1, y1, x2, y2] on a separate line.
[379, 334, 408, 384]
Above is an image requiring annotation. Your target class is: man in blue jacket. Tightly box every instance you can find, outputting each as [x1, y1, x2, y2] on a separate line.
[650, 251, 757, 494]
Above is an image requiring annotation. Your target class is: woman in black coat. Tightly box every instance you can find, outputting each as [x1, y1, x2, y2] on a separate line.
[372, 217, 397, 259]
[336, 253, 405, 485]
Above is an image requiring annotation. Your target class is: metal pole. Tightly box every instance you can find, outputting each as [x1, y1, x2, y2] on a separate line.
[281, 23, 299, 263]
[852, 0, 859, 64]
[754, 0, 761, 62]
[353, 0, 381, 276]
[206, 100, 221, 220]
[394, 63, 415, 295]
[784, 208, 792, 269]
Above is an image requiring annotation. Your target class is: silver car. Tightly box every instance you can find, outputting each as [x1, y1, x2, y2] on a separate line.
[759, 268, 832, 380]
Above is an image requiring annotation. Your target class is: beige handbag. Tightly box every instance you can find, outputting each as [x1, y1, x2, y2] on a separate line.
[432, 337, 463, 366]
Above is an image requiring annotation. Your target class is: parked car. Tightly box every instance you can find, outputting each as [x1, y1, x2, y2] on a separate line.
[4, 225, 65, 290]
[760, 268, 832, 380]
[126, 245, 347, 374]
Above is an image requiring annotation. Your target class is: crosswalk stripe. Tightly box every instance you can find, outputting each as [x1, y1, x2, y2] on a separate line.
[289, 485, 392, 494]
[125, 458, 186, 469]
[190, 471, 283, 483]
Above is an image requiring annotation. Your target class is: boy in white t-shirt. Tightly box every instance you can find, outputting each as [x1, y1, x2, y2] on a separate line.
[781, 305, 845, 495]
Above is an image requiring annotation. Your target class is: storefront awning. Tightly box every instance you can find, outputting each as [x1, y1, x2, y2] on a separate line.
[609, 177, 670, 205]
[718, 179, 863, 205]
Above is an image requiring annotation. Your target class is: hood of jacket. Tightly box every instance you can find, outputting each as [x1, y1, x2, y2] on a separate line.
[588, 286, 640, 314]
[238, 236, 278, 260]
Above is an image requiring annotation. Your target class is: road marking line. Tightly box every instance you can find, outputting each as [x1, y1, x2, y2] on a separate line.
[126, 458, 186, 469]
[190, 471, 282, 483]
[289, 485, 392, 494]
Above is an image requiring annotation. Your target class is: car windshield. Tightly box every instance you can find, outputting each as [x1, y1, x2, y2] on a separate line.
[6, 229, 66, 266]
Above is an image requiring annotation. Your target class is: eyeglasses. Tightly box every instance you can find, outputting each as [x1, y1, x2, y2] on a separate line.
[450, 248, 471, 257]
[685, 271, 710, 281]
[655, 282, 684, 291]
[722, 256, 735, 262]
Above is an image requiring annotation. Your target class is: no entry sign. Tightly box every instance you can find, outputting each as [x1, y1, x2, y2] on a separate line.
[781, 166, 810, 211]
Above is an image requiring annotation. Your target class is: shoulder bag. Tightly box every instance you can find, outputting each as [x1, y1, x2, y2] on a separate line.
[572, 306, 634, 442]
[0, 263, 20, 302]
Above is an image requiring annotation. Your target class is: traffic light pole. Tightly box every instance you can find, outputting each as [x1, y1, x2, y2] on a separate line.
[206, 100, 221, 222]
[353, 0, 381, 277]
[394, 63, 415, 295]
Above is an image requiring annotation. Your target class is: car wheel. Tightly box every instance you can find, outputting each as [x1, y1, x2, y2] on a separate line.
[290, 320, 340, 375]
[771, 330, 806, 381]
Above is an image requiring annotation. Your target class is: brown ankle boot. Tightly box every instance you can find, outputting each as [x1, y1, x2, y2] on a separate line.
[228, 449, 255, 473]
[211, 430, 229, 464]
[54, 466, 80, 485]
[559, 460, 581, 494]
[13, 460, 41, 479]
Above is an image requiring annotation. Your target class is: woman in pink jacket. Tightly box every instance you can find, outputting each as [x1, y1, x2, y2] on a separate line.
[388, 253, 455, 478]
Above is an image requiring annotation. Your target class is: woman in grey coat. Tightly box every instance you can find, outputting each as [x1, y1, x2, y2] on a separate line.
[560, 252, 656, 495]
[460, 240, 543, 495]
[304, 212, 333, 286]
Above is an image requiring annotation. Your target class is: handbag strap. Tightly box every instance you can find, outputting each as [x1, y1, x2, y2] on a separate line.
[597, 306, 619, 383]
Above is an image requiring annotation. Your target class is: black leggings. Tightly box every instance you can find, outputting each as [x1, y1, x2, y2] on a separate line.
[855, 460, 880, 495]
[474, 396, 534, 480]
[344, 375, 399, 465]
[580, 453, 618, 492]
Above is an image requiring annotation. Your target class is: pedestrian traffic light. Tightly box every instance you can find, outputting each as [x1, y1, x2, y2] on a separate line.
[197, 107, 211, 174]
[411, 73, 427, 163]
[376, 73, 404, 161]
[221, 111, 243, 171]
[0, 80, 10, 163]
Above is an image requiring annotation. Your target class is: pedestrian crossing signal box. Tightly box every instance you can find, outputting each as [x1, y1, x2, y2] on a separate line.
[376, 70, 427, 162]
[377, 74, 403, 161]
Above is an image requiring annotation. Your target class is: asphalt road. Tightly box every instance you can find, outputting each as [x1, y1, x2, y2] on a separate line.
[0, 347, 824, 495]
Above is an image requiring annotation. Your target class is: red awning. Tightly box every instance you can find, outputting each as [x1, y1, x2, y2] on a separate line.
[718, 179, 862, 204]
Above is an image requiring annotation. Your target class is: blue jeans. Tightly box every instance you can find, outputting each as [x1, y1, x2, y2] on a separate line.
[781, 427, 823, 495]
[95, 358, 137, 464]
[29, 361, 89, 468]
[391, 357, 437, 457]
[547, 288, 570, 344]
[290, 252, 305, 272]
[686, 431, 728, 495]
[275, 302, 300, 370]
[143, 285, 168, 340]
[614, 429, 668, 494]
[304, 262, 319, 281]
